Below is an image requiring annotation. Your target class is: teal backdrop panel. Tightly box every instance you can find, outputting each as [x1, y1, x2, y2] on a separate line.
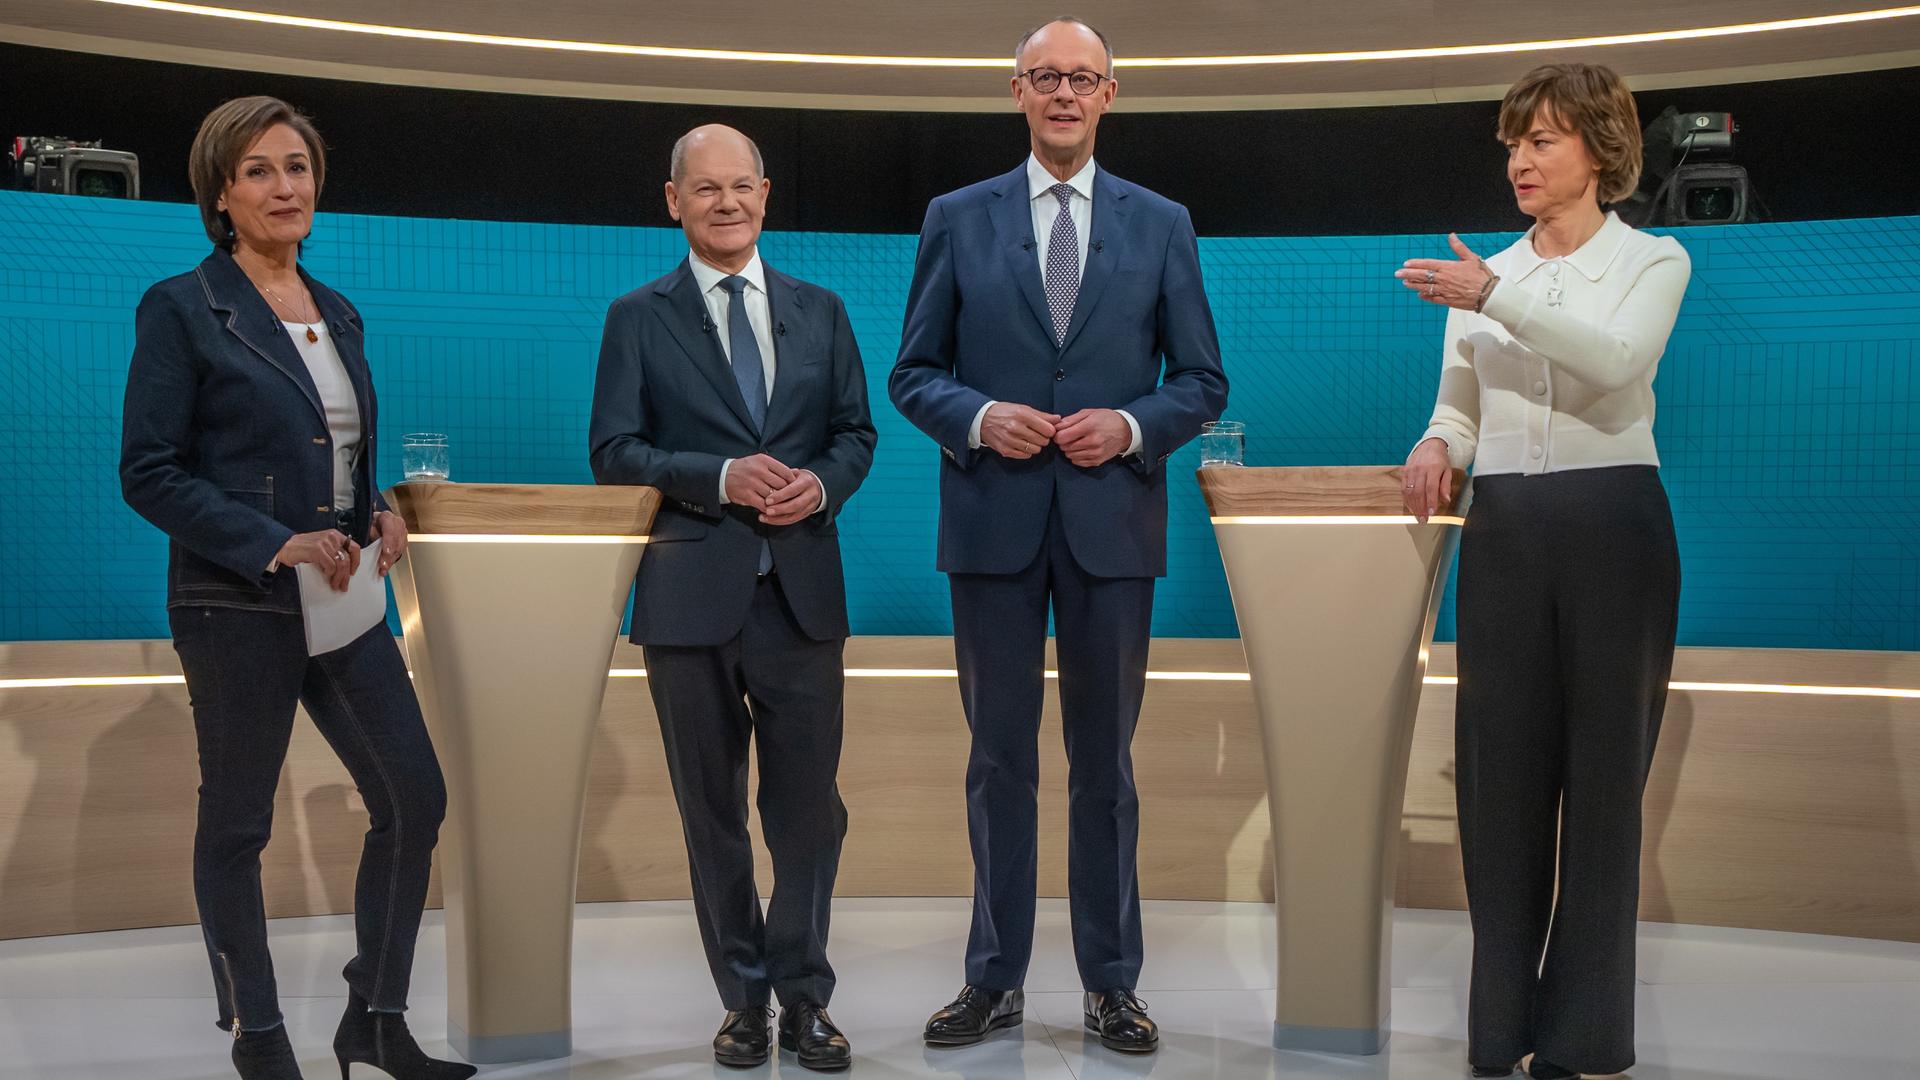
[1, 189, 1915, 649]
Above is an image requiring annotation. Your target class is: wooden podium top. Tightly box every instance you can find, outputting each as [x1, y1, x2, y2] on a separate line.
[384, 483, 660, 536]
[1197, 466, 1466, 518]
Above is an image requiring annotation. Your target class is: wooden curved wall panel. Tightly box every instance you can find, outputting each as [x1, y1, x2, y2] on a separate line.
[1, 638, 1916, 942]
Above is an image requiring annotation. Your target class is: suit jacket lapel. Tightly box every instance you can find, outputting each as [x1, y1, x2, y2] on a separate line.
[762, 267, 807, 437]
[196, 252, 326, 428]
[988, 166, 1055, 342]
[653, 263, 759, 435]
[1058, 167, 1129, 354]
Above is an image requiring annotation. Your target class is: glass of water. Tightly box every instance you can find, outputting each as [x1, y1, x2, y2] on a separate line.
[402, 433, 450, 482]
[1199, 420, 1245, 467]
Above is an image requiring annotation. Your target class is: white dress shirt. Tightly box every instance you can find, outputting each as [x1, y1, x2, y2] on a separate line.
[687, 250, 824, 514]
[965, 155, 1142, 457]
[281, 321, 361, 510]
[1418, 211, 1691, 477]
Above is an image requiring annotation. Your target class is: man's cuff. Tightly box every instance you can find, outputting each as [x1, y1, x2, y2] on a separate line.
[967, 401, 996, 450]
[802, 469, 828, 516]
[1117, 409, 1143, 456]
[717, 457, 735, 506]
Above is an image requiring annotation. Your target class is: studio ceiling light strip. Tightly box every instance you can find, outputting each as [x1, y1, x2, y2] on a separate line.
[75, 1, 1920, 68]
[6, 670, 1917, 698]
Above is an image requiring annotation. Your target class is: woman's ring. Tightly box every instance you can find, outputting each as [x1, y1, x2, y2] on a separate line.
[333, 550, 346, 562]
[1425, 270, 1437, 284]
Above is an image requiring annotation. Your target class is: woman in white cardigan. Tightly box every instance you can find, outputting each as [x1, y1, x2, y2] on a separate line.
[1397, 63, 1689, 1080]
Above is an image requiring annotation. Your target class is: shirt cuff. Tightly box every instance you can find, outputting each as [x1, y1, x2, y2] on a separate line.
[1116, 409, 1143, 456]
[967, 401, 997, 450]
[718, 457, 734, 506]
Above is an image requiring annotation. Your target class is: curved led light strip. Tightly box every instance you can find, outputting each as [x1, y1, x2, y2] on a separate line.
[77, 1, 1920, 69]
[10, 670, 1915, 698]
[1211, 515, 1467, 526]
[407, 534, 648, 544]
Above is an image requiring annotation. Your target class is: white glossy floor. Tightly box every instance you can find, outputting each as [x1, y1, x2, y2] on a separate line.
[3, 899, 1918, 1079]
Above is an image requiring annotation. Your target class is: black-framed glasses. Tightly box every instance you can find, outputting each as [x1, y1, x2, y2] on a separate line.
[1019, 68, 1108, 96]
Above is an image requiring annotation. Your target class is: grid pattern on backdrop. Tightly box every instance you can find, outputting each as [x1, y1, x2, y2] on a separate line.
[1, 189, 1915, 648]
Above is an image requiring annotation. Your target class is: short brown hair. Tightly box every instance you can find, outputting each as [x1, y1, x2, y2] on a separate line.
[1497, 63, 1642, 204]
[188, 96, 326, 249]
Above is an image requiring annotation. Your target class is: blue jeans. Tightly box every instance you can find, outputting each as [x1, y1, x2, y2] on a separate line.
[170, 607, 447, 1033]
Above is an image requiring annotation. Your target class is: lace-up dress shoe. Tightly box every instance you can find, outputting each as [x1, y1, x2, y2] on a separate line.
[778, 1001, 851, 1071]
[924, 986, 1025, 1046]
[712, 1006, 771, 1068]
[1083, 989, 1158, 1053]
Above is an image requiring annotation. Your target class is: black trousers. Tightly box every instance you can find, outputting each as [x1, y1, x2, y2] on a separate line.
[169, 608, 448, 1033]
[949, 504, 1155, 992]
[643, 574, 848, 1012]
[1454, 466, 1681, 1074]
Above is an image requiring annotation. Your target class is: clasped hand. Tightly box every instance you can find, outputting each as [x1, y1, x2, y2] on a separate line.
[726, 454, 822, 526]
[981, 402, 1130, 468]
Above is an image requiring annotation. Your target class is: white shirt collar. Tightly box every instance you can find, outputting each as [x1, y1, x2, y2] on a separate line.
[1026, 154, 1097, 204]
[688, 248, 767, 295]
[1501, 211, 1632, 283]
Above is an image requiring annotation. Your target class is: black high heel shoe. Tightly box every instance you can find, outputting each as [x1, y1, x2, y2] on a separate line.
[231, 1024, 305, 1079]
[1526, 1056, 1578, 1079]
[332, 992, 477, 1080]
[1471, 1063, 1517, 1078]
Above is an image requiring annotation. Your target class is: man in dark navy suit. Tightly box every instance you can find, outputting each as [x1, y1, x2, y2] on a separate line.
[890, 16, 1228, 1056]
[589, 124, 875, 1072]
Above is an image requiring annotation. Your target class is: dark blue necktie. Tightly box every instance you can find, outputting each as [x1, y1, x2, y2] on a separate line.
[719, 275, 767, 430]
[718, 274, 775, 576]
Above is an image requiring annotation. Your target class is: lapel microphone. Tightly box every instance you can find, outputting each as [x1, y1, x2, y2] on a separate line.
[1021, 239, 1035, 252]
[776, 321, 787, 337]
[700, 313, 715, 333]
[1092, 239, 1104, 253]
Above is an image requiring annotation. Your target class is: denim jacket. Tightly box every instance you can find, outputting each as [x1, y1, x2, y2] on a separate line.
[120, 248, 388, 613]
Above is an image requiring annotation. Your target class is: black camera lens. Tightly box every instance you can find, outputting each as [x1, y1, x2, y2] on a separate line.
[75, 168, 128, 199]
[1685, 185, 1736, 221]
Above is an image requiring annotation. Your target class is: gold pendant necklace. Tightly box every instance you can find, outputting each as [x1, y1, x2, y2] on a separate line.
[260, 281, 320, 342]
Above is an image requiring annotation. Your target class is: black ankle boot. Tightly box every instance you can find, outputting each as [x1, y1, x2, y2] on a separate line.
[231, 1024, 304, 1079]
[333, 992, 477, 1080]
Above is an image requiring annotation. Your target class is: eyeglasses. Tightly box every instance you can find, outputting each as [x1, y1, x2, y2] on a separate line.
[1019, 68, 1109, 96]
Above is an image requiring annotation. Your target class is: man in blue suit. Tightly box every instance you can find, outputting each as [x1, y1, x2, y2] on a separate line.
[590, 124, 875, 1071]
[890, 16, 1227, 1056]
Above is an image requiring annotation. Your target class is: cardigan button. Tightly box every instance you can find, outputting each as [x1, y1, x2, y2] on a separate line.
[1529, 446, 1543, 459]
[1533, 381, 1547, 395]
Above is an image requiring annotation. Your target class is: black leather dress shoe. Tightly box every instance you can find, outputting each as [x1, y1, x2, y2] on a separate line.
[1526, 1056, 1578, 1079]
[712, 1006, 771, 1068]
[1471, 1065, 1517, 1078]
[778, 1001, 851, 1072]
[924, 986, 1025, 1046]
[1083, 989, 1158, 1053]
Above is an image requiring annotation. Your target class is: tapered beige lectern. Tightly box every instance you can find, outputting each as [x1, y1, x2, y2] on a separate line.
[385, 483, 658, 1063]
[1199, 466, 1465, 1056]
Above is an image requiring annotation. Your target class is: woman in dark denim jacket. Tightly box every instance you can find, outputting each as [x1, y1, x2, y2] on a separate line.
[119, 96, 473, 1080]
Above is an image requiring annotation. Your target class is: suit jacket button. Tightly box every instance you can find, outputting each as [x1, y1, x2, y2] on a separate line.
[1054, 369, 1066, 381]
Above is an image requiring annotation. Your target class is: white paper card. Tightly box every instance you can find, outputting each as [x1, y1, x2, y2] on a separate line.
[296, 538, 388, 656]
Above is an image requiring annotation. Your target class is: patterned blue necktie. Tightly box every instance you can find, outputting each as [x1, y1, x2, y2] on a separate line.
[1043, 182, 1080, 345]
[718, 275, 767, 430]
[718, 274, 774, 575]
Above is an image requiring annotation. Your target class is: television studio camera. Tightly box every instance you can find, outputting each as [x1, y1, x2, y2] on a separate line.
[1622, 107, 1756, 227]
[7, 136, 140, 199]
